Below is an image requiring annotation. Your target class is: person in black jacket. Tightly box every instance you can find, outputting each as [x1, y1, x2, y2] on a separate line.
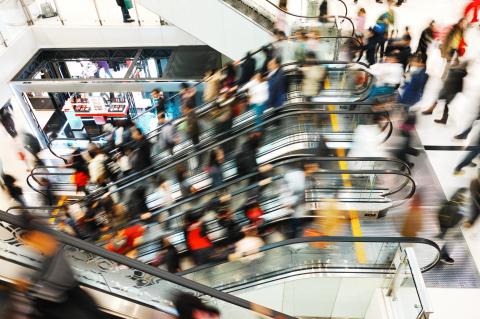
[319, 0, 328, 23]
[465, 172, 480, 228]
[127, 186, 150, 222]
[437, 188, 467, 264]
[217, 208, 244, 246]
[422, 61, 468, 124]
[237, 52, 256, 86]
[158, 237, 180, 273]
[130, 127, 152, 172]
[235, 133, 261, 179]
[151, 88, 165, 116]
[416, 20, 435, 63]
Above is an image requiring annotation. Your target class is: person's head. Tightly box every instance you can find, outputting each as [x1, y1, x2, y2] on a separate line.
[429, 20, 435, 29]
[217, 207, 232, 219]
[157, 174, 166, 186]
[358, 8, 366, 16]
[267, 57, 281, 72]
[410, 54, 425, 68]
[458, 17, 468, 30]
[185, 209, 201, 225]
[209, 148, 224, 167]
[243, 225, 259, 237]
[252, 72, 264, 82]
[384, 54, 399, 63]
[151, 89, 163, 100]
[180, 82, 190, 91]
[224, 63, 235, 77]
[176, 165, 187, 181]
[161, 236, 173, 248]
[305, 51, 317, 62]
[131, 127, 143, 141]
[157, 112, 167, 124]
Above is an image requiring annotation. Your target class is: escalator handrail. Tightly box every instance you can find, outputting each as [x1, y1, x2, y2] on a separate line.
[178, 235, 441, 276]
[27, 107, 390, 201]
[0, 210, 296, 319]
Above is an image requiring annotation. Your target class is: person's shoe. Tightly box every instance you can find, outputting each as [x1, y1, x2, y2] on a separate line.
[453, 169, 465, 175]
[464, 221, 473, 228]
[123, 18, 135, 23]
[421, 103, 436, 115]
[454, 133, 468, 140]
[434, 118, 447, 124]
[468, 162, 477, 167]
[440, 256, 455, 265]
[376, 0, 383, 3]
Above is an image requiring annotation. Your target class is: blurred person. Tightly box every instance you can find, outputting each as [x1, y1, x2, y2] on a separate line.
[399, 54, 429, 108]
[275, 1, 288, 34]
[95, 60, 113, 78]
[365, 28, 378, 65]
[401, 191, 423, 237]
[21, 131, 42, 164]
[212, 97, 234, 140]
[156, 174, 174, 228]
[300, 51, 326, 101]
[87, 146, 108, 186]
[465, 170, 480, 228]
[421, 61, 468, 124]
[221, 63, 237, 91]
[235, 133, 261, 179]
[184, 210, 214, 265]
[441, 18, 468, 63]
[228, 226, 265, 262]
[261, 45, 275, 74]
[319, 0, 328, 23]
[416, 20, 436, 63]
[0, 105, 17, 138]
[356, 8, 366, 34]
[68, 148, 90, 194]
[130, 127, 152, 172]
[116, 0, 134, 23]
[386, 29, 412, 70]
[39, 177, 56, 206]
[157, 113, 177, 155]
[368, 54, 403, 99]
[174, 292, 220, 319]
[241, 72, 269, 128]
[217, 207, 244, 247]
[372, 0, 396, 59]
[151, 237, 180, 273]
[127, 186, 151, 221]
[1, 174, 26, 206]
[237, 52, 256, 86]
[106, 224, 146, 257]
[21, 230, 105, 318]
[151, 88, 165, 116]
[454, 133, 480, 175]
[176, 165, 197, 198]
[180, 82, 197, 113]
[348, 113, 388, 158]
[267, 57, 287, 124]
[391, 112, 419, 168]
[242, 193, 265, 226]
[437, 188, 467, 264]
[186, 107, 201, 152]
[203, 69, 222, 103]
[206, 148, 224, 188]
[341, 33, 364, 62]
[294, 30, 308, 63]
[117, 146, 132, 177]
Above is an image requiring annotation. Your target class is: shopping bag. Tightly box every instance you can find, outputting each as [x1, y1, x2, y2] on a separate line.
[124, 0, 134, 9]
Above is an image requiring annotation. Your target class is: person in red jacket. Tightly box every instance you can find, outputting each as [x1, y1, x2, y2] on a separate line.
[184, 211, 213, 265]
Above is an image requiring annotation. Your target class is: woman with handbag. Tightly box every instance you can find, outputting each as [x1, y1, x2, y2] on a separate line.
[116, 0, 134, 23]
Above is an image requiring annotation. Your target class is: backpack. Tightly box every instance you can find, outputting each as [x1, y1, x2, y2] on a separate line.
[437, 202, 463, 229]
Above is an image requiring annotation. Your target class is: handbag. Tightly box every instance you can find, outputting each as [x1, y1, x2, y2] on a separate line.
[124, 0, 134, 10]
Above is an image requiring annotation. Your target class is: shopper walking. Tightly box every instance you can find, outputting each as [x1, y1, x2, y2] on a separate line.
[437, 188, 467, 264]
[416, 20, 436, 63]
[0, 105, 17, 138]
[116, 0, 134, 23]
[465, 171, 480, 228]
[453, 132, 480, 175]
[421, 61, 468, 124]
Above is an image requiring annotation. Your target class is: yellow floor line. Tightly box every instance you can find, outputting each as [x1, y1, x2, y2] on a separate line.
[50, 195, 67, 224]
[325, 80, 366, 263]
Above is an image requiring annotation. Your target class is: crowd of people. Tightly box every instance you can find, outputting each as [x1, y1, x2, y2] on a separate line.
[3, 0, 480, 317]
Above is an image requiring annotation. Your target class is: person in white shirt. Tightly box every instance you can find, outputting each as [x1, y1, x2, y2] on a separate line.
[242, 72, 270, 128]
[369, 55, 404, 99]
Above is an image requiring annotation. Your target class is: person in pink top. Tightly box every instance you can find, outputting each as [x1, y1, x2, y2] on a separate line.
[356, 8, 367, 34]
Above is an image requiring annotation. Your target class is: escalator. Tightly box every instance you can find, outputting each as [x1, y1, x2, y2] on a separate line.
[10, 154, 416, 265]
[45, 56, 373, 161]
[137, 0, 352, 59]
[0, 211, 435, 319]
[26, 107, 392, 207]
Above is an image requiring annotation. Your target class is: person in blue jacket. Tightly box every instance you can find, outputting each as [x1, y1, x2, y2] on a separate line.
[266, 57, 287, 127]
[400, 55, 429, 107]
